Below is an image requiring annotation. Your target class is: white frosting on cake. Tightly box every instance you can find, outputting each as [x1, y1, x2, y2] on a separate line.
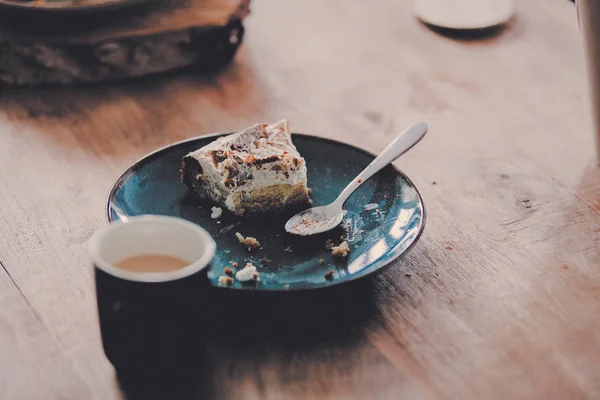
[184, 120, 308, 214]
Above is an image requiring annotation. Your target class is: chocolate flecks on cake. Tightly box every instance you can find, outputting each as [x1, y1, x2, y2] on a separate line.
[210, 150, 227, 167]
[252, 155, 279, 165]
[231, 154, 244, 164]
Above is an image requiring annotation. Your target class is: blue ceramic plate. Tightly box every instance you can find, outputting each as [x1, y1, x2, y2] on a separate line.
[107, 133, 425, 291]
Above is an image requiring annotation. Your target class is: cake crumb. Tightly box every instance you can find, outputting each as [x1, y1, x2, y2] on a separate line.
[229, 261, 239, 268]
[211, 207, 223, 219]
[260, 256, 272, 265]
[235, 232, 260, 250]
[224, 267, 234, 276]
[236, 263, 258, 282]
[318, 258, 325, 265]
[325, 239, 334, 250]
[218, 276, 233, 286]
[324, 270, 335, 280]
[284, 284, 290, 291]
[332, 241, 350, 257]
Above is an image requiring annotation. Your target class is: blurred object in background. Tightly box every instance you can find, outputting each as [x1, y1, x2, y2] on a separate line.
[414, 0, 515, 31]
[0, 0, 250, 87]
[0, 0, 150, 12]
[577, 0, 600, 163]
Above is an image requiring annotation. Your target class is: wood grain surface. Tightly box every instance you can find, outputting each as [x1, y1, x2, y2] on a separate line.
[1, 0, 599, 399]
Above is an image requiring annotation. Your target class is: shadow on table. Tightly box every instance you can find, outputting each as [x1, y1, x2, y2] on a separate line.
[0, 51, 264, 159]
[107, 277, 381, 400]
[420, 22, 509, 42]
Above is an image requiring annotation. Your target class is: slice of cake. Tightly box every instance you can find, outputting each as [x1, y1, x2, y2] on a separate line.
[181, 120, 311, 215]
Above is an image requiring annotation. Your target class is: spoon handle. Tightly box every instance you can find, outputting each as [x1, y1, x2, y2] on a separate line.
[334, 122, 428, 206]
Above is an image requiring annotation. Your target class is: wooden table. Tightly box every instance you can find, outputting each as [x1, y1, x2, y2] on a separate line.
[1, 0, 599, 399]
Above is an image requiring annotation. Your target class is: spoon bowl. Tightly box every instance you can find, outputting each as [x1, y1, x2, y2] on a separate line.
[285, 122, 428, 236]
[284, 204, 344, 236]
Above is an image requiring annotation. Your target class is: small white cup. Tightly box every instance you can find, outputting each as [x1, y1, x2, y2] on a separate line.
[89, 215, 216, 283]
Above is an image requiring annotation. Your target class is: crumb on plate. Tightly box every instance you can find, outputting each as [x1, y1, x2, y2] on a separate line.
[325, 239, 334, 250]
[229, 261, 239, 268]
[236, 263, 259, 282]
[235, 232, 260, 250]
[332, 241, 350, 257]
[218, 276, 233, 286]
[224, 267, 234, 276]
[211, 206, 223, 219]
[318, 258, 325, 265]
[324, 270, 335, 280]
[260, 256, 272, 265]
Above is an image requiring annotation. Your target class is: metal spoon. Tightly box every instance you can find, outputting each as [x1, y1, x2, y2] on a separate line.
[285, 122, 428, 236]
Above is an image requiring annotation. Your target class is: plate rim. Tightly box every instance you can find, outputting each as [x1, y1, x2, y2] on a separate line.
[105, 132, 427, 289]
